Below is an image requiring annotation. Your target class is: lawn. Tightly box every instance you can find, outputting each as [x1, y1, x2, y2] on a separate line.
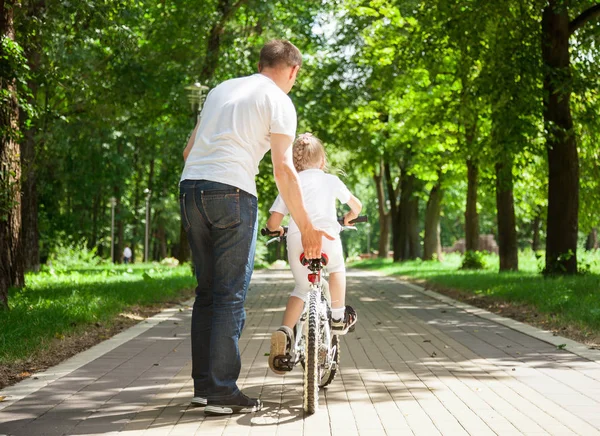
[0, 263, 196, 364]
[350, 251, 600, 338]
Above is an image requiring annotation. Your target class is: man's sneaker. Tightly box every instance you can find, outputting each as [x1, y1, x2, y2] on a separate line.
[331, 306, 357, 335]
[204, 392, 262, 415]
[190, 396, 207, 407]
[268, 325, 294, 375]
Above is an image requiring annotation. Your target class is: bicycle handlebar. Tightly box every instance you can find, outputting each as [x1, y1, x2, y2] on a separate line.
[260, 215, 368, 237]
[261, 227, 288, 237]
[337, 215, 368, 225]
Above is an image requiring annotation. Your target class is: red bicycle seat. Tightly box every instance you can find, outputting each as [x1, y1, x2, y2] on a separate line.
[300, 252, 329, 266]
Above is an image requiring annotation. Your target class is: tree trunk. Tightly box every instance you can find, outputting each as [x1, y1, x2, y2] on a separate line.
[91, 192, 100, 249]
[20, 118, 39, 272]
[424, 180, 444, 261]
[116, 200, 124, 263]
[199, 0, 249, 84]
[495, 160, 519, 271]
[465, 159, 479, 251]
[0, 0, 23, 308]
[407, 188, 420, 260]
[373, 160, 390, 258]
[532, 210, 542, 251]
[542, 1, 578, 274]
[20, 59, 41, 271]
[398, 172, 418, 260]
[19, 0, 45, 273]
[384, 161, 401, 262]
[144, 158, 154, 262]
[157, 222, 167, 260]
[585, 228, 598, 251]
[396, 172, 410, 260]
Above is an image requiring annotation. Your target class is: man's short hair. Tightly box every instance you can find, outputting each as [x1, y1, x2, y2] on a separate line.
[259, 40, 302, 69]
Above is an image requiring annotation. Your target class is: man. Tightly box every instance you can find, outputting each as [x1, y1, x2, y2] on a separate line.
[179, 40, 332, 416]
[123, 245, 132, 264]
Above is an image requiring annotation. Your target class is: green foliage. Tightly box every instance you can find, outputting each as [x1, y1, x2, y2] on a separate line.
[46, 240, 104, 270]
[460, 250, 487, 270]
[15, 0, 326, 263]
[8, 0, 600, 280]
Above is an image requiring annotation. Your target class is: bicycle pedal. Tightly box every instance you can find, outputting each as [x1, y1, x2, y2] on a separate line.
[273, 354, 294, 372]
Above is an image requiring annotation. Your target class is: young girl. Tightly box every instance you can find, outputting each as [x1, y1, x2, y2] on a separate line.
[266, 133, 362, 374]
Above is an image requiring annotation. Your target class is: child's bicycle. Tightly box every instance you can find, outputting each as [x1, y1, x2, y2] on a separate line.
[261, 215, 368, 414]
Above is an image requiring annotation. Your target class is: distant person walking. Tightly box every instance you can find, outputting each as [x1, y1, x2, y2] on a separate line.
[123, 245, 132, 264]
[179, 40, 333, 416]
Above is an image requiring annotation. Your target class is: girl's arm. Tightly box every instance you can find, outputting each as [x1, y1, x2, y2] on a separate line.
[266, 212, 286, 236]
[343, 195, 362, 226]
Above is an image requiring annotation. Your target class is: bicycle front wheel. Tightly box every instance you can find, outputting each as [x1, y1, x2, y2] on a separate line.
[303, 290, 319, 414]
[319, 334, 340, 388]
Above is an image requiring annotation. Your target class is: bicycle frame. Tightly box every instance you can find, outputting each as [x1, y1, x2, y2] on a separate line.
[292, 262, 334, 369]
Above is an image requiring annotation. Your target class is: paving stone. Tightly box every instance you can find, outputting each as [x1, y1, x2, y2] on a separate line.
[1, 269, 600, 435]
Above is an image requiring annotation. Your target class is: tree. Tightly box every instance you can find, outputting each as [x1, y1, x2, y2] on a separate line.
[0, 0, 25, 308]
[542, 1, 600, 274]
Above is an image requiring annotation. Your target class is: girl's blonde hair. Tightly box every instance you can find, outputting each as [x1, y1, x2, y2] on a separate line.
[292, 133, 327, 172]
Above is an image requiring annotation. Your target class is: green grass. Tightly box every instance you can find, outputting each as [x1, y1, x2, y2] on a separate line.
[350, 251, 600, 336]
[0, 263, 196, 364]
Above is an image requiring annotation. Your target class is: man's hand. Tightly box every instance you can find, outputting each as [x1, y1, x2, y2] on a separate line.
[302, 227, 335, 259]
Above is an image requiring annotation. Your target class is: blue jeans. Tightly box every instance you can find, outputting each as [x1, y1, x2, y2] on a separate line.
[179, 179, 258, 401]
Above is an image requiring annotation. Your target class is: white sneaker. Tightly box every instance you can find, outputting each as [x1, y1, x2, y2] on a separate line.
[268, 326, 294, 374]
[190, 396, 207, 407]
[331, 306, 358, 335]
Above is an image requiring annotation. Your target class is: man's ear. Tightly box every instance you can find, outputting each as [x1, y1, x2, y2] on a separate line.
[289, 65, 300, 80]
[258, 62, 263, 73]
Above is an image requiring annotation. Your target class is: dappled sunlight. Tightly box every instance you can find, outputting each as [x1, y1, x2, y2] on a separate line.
[359, 296, 381, 302]
[3, 269, 600, 436]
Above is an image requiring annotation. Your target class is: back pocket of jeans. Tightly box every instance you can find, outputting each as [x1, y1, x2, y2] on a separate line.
[201, 191, 241, 229]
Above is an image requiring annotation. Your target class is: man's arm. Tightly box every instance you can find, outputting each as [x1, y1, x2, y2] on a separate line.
[183, 122, 200, 162]
[271, 133, 333, 259]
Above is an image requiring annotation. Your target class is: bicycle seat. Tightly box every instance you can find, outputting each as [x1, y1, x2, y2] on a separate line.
[300, 252, 329, 267]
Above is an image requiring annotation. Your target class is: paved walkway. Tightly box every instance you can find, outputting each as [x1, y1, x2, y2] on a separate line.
[1, 269, 600, 436]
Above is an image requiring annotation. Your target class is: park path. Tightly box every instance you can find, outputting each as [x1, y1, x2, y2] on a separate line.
[1, 268, 600, 436]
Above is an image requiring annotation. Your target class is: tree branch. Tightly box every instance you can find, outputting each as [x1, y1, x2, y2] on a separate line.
[222, 0, 249, 25]
[570, 4, 600, 34]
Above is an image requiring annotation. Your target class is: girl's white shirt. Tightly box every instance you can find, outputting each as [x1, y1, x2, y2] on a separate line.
[269, 168, 351, 236]
[181, 74, 297, 197]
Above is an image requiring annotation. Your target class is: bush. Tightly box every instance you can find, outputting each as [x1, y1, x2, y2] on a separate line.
[46, 241, 103, 270]
[460, 250, 487, 270]
[160, 257, 180, 267]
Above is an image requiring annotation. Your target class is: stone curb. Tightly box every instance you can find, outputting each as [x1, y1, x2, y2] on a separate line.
[361, 269, 600, 364]
[0, 298, 194, 412]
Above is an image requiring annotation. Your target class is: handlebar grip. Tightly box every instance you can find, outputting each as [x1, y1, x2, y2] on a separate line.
[338, 215, 368, 225]
[261, 227, 287, 237]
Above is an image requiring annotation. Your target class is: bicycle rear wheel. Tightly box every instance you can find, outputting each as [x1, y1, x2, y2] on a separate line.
[303, 290, 319, 414]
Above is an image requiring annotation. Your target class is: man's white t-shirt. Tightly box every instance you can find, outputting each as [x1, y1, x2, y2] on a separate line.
[180, 74, 297, 197]
[269, 169, 352, 236]
[123, 247, 132, 258]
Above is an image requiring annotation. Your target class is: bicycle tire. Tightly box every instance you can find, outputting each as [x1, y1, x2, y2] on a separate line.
[319, 334, 340, 388]
[303, 290, 319, 414]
